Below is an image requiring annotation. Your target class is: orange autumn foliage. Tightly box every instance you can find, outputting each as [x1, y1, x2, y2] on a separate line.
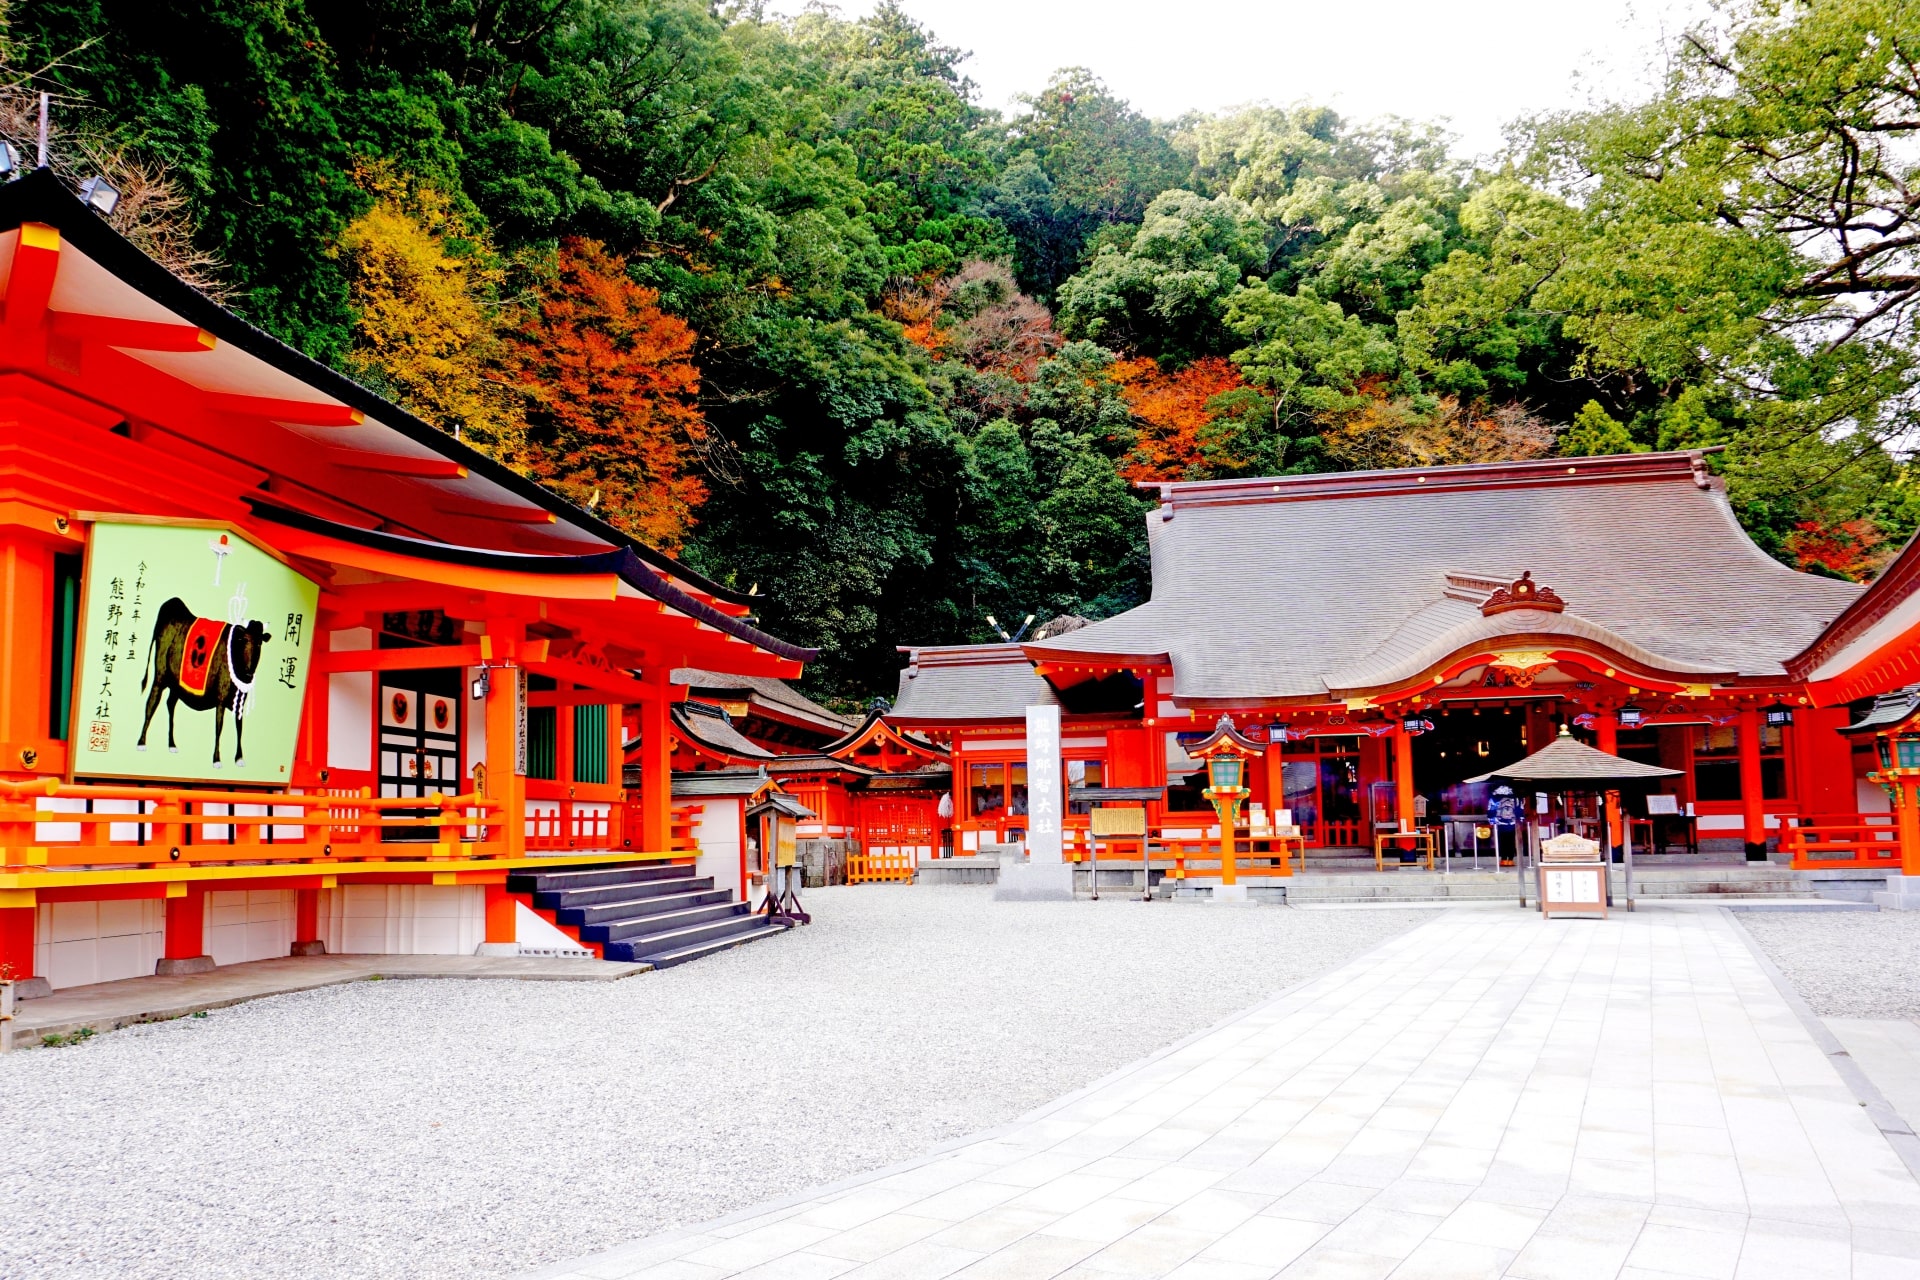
[1107, 356, 1247, 481]
[883, 275, 947, 354]
[1784, 519, 1887, 581]
[503, 238, 708, 552]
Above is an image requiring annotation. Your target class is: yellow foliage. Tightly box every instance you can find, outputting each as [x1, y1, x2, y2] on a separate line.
[336, 172, 523, 458]
[1322, 392, 1554, 471]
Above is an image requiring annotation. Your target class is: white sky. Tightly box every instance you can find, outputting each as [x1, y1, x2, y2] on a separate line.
[784, 0, 1719, 162]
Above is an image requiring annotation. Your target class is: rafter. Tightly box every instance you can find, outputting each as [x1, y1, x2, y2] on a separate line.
[1, 222, 59, 350]
[48, 312, 215, 352]
[433, 497, 557, 524]
[326, 448, 467, 479]
[204, 392, 365, 426]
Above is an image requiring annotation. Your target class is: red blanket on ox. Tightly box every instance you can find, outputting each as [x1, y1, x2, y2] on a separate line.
[176, 616, 227, 697]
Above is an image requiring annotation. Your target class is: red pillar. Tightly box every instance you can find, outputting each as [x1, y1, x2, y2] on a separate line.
[639, 668, 672, 852]
[0, 902, 35, 984]
[1265, 741, 1285, 823]
[1393, 724, 1416, 831]
[1596, 712, 1623, 855]
[484, 882, 516, 944]
[1739, 707, 1768, 860]
[292, 887, 325, 956]
[159, 885, 212, 973]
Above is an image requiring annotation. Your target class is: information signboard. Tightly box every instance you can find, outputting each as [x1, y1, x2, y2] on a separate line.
[73, 521, 319, 785]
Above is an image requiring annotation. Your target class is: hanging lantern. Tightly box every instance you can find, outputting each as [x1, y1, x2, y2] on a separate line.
[1763, 701, 1795, 727]
[1617, 704, 1646, 728]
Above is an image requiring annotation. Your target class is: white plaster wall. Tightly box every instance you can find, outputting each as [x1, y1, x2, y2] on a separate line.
[34, 794, 84, 843]
[693, 798, 744, 900]
[463, 666, 487, 778]
[1859, 777, 1893, 813]
[34, 898, 164, 989]
[205, 890, 294, 966]
[321, 883, 484, 955]
[328, 626, 375, 773]
[328, 672, 374, 771]
[514, 901, 587, 953]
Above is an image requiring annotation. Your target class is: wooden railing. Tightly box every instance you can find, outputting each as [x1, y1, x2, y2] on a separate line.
[846, 847, 914, 883]
[1064, 827, 1302, 881]
[0, 778, 505, 868]
[608, 798, 701, 854]
[1781, 813, 1901, 869]
[527, 796, 620, 852]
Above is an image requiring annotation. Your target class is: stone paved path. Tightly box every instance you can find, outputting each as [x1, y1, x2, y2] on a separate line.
[524, 906, 1920, 1280]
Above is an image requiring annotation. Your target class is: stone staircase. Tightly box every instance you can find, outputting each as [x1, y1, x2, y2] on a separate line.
[505, 862, 789, 968]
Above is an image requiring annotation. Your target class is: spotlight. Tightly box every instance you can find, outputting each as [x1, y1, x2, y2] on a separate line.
[470, 668, 491, 700]
[79, 175, 119, 215]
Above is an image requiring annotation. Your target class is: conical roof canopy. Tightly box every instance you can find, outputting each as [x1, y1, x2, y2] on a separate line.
[1466, 726, 1681, 788]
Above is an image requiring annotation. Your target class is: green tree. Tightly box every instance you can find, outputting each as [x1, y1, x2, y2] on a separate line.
[1055, 190, 1267, 361]
[1518, 0, 1920, 544]
[1557, 401, 1644, 457]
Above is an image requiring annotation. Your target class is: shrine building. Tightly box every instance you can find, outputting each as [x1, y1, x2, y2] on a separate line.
[891, 452, 1872, 872]
[0, 167, 814, 992]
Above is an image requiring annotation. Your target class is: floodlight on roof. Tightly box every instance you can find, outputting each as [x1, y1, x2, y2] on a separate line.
[0, 142, 19, 181]
[79, 175, 119, 215]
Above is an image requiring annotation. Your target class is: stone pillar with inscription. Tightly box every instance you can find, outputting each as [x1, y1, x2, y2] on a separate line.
[995, 704, 1075, 901]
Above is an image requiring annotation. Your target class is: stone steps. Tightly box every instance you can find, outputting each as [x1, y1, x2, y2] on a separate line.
[505, 861, 790, 966]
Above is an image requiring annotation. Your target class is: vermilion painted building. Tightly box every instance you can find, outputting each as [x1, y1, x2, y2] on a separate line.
[892, 454, 1866, 864]
[0, 168, 812, 991]
[658, 689, 950, 883]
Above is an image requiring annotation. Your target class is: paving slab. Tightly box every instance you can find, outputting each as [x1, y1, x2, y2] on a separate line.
[10, 952, 647, 1042]
[520, 905, 1920, 1280]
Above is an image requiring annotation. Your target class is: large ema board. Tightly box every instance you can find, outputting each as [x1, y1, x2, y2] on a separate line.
[73, 521, 320, 785]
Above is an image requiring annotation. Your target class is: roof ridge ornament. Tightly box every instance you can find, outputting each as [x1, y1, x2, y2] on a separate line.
[1481, 571, 1566, 617]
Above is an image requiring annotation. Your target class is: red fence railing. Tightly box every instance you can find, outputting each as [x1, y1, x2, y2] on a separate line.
[1781, 812, 1901, 869]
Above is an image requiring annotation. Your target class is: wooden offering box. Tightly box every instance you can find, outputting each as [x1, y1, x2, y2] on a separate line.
[1538, 833, 1608, 919]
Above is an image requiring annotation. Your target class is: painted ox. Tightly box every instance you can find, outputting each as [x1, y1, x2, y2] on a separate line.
[137, 596, 270, 768]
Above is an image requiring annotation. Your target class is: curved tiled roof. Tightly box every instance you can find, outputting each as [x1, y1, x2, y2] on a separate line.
[1467, 728, 1682, 785]
[890, 644, 1061, 721]
[667, 704, 773, 760]
[671, 667, 855, 733]
[1323, 601, 1727, 693]
[1025, 452, 1861, 702]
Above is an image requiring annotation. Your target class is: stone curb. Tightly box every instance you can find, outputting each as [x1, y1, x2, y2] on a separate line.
[1719, 905, 1920, 1182]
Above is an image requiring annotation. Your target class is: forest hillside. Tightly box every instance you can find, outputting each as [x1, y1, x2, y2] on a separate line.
[4, 0, 1917, 703]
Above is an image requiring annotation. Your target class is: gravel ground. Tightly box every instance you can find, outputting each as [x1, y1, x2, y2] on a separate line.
[1737, 908, 1920, 1018]
[0, 886, 1421, 1280]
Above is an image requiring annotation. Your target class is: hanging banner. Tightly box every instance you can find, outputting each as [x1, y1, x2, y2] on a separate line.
[73, 521, 319, 785]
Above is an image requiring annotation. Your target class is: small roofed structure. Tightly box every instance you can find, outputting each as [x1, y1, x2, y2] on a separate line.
[1468, 727, 1682, 788]
[666, 701, 776, 766]
[1471, 726, 1682, 908]
[672, 667, 855, 750]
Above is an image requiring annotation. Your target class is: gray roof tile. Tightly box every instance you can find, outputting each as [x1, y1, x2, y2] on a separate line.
[891, 645, 1061, 720]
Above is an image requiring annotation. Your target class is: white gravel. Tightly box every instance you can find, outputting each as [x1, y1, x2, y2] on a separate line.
[1736, 908, 1920, 1019]
[0, 887, 1418, 1280]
